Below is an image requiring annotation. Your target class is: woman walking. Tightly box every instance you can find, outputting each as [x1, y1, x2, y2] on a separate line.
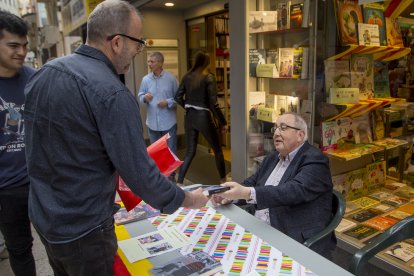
[175, 52, 227, 184]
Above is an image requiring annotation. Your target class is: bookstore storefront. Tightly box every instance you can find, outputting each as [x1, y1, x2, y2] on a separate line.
[229, 0, 414, 275]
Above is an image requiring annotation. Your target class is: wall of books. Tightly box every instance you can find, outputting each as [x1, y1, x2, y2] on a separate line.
[320, 0, 414, 274]
[245, 0, 414, 274]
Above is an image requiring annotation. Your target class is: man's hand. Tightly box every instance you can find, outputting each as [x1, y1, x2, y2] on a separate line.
[144, 93, 153, 102]
[219, 182, 251, 201]
[182, 188, 209, 209]
[157, 100, 168, 108]
[211, 194, 233, 206]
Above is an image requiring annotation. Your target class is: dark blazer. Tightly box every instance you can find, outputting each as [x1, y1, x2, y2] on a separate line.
[243, 141, 335, 256]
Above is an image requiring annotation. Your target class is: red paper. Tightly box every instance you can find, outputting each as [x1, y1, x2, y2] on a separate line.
[113, 253, 131, 276]
[116, 134, 183, 211]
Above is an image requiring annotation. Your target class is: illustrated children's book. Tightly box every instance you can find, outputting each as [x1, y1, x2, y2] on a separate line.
[334, 0, 363, 45]
[150, 251, 222, 276]
[114, 202, 160, 225]
[278, 48, 295, 78]
[324, 59, 351, 91]
[373, 61, 390, 98]
[385, 17, 403, 47]
[365, 161, 386, 192]
[350, 54, 374, 100]
[362, 3, 387, 46]
[345, 168, 368, 200]
[352, 115, 372, 144]
[358, 23, 380, 46]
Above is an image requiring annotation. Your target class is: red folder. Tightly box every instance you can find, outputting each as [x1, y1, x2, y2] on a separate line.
[116, 133, 183, 211]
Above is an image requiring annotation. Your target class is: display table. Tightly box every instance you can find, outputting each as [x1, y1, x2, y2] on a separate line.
[116, 203, 352, 276]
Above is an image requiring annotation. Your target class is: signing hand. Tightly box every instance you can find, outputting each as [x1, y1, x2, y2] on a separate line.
[219, 182, 251, 201]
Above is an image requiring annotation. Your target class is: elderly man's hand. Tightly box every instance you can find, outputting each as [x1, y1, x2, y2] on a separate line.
[218, 182, 251, 201]
[144, 93, 153, 102]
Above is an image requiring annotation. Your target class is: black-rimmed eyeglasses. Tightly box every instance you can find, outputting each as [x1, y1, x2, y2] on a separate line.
[271, 123, 301, 133]
[107, 34, 147, 52]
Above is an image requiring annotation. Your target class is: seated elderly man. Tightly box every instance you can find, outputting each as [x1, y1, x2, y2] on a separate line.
[212, 113, 335, 259]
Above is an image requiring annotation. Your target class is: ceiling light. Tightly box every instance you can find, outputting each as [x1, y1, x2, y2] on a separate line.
[165, 2, 174, 7]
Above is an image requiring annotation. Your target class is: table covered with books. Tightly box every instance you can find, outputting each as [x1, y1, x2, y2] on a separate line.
[113, 200, 352, 276]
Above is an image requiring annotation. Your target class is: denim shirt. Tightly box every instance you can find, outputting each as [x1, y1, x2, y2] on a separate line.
[24, 44, 184, 243]
[138, 70, 178, 131]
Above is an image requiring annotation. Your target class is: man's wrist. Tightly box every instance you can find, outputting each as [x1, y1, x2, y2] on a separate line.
[244, 187, 251, 201]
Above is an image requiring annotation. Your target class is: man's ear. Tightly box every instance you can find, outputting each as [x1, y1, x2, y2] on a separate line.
[109, 35, 123, 55]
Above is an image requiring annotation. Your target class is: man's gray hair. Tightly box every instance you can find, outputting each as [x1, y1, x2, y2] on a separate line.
[87, 0, 140, 44]
[149, 52, 164, 63]
[285, 112, 308, 141]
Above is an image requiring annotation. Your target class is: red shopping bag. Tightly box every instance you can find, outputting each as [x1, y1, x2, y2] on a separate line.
[116, 134, 183, 211]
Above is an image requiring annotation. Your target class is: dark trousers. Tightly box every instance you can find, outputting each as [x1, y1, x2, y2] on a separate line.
[0, 184, 36, 276]
[38, 217, 118, 276]
[178, 108, 226, 183]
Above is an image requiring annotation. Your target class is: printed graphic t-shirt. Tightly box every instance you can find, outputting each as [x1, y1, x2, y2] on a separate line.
[0, 65, 36, 189]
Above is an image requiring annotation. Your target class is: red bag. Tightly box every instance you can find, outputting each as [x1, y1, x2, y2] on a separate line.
[116, 134, 183, 211]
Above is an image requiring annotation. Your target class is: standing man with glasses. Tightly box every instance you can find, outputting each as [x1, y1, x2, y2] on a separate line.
[24, 1, 208, 275]
[212, 113, 335, 259]
[0, 10, 36, 276]
[138, 52, 178, 182]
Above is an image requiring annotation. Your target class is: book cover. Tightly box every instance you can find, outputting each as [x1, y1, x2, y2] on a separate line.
[256, 64, 279, 78]
[334, 0, 363, 45]
[150, 251, 222, 276]
[266, 48, 279, 66]
[336, 218, 357, 232]
[346, 168, 368, 200]
[352, 115, 373, 144]
[397, 203, 414, 215]
[351, 196, 380, 209]
[373, 61, 390, 98]
[385, 210, 411, 221]
[358, 23, 380, 46]
[328, 88, 359, 105]
[350, 54, 374, 100]
[371, 110, 385, 140]
[385, 242, 414, 263]
[372, 138, 407, 149]
[384, 181, 407, 191]
[350, 208, 382, 223]
[249, 11, 278, 33]
[292, 47, 303, 79]
[114, 202, 160, 225]
[394, 186, 414, 199]
[277, 2, 289, 30]
[362, 216, 398, 231]
[289, 2, 303, 29]
[343, 225, 378, 240]
[366, 161, 386, 192]
[345, 200, 362, 214]
[382, 195, 409, 207]
[362, 3, 387, 46]
[278, 48, 294, 78]
[249, 49, 266, 77]
[368, 190, 392, 201]
[385, 17, 403, 47]
[321, 120, 339, 151]
[370, 203, 393, 213]
[324, 59, 351, 91]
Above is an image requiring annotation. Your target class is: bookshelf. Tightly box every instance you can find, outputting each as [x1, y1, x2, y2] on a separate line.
[208, 12, 231, 148]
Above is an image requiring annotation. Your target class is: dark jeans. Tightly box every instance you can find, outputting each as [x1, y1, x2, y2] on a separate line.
[38, 217, 118, 276]
[178, 108, 226, 183]
[0, 184, 36, 276]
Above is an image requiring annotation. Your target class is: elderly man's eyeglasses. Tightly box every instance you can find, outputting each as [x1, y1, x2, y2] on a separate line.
[271, 123, 301, 133]
[107, 34, 147, 52]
